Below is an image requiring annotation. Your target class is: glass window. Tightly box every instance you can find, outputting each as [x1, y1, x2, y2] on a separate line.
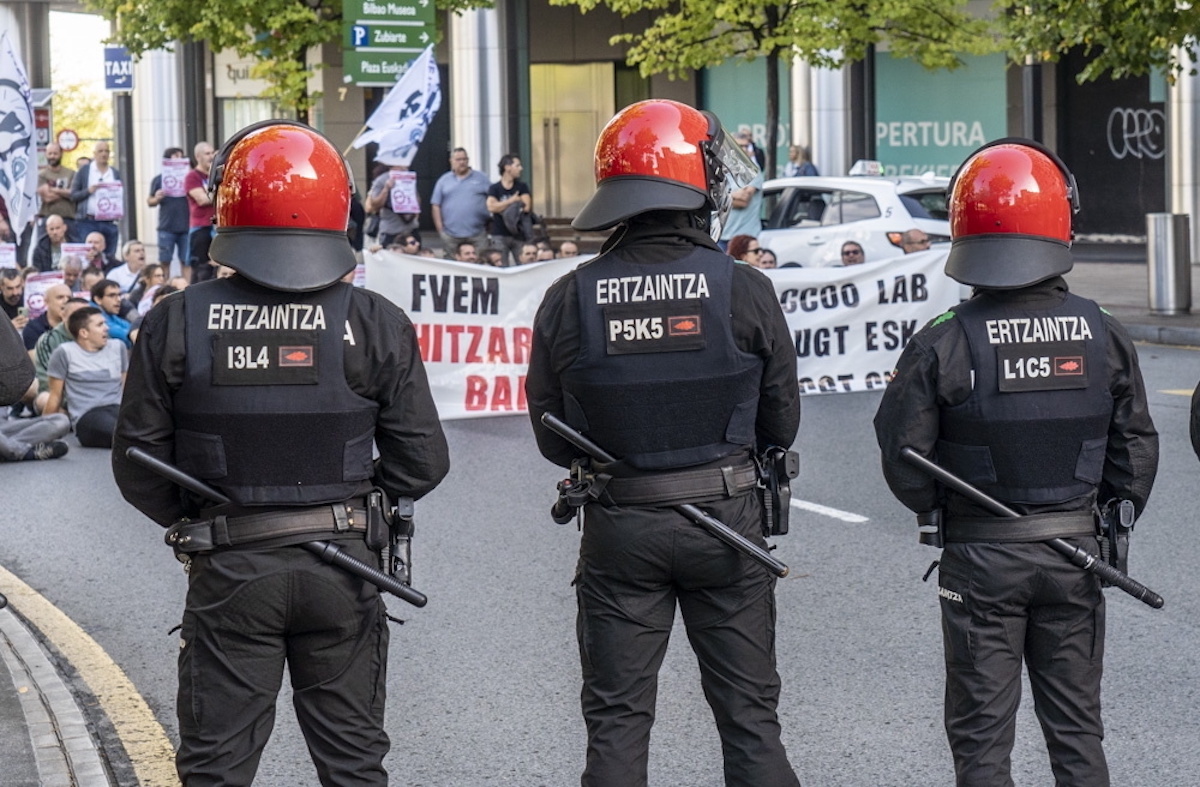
[901, 190, 949, 221]
[825, 190, 880, 225]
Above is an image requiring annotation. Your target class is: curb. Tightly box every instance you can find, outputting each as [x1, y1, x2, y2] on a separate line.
[0, 606, 113, 787]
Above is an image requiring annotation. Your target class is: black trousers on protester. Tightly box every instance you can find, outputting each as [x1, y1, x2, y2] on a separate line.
[176, 539, 390, 787]
[575, 491, 800, 787]
[937, 538, 1107, 787]
[76, 403, 120, 448]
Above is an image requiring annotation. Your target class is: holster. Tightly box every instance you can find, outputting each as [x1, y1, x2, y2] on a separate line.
[375, 490, 416, 586]
[1098, 498, 1134, 584]
[758, 447, 799, 537]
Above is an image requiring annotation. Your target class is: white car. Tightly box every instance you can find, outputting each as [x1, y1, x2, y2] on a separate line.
[757, 170, 952, 267]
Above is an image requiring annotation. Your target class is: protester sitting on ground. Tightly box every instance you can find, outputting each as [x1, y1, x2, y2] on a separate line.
[61, 255, 84, 293]
[44, 306, 128, 449]
[840, 241, 866, 266]
[79, 268, 103, 297]
[32, 298, 90, 415]
[129, 284, 178, 333]
[727, 234, 766, 267]
[556, 240, 580, 258]
[0, 409, 70, 461]
[481, 247, 505, 267]
[107, 240, 148, 293]
[32, 215, 78, 273]
[535, 247, 555, 262]
[127, 263, 165, 311]
[22, 283, 72, 352]
[90, 279, 133, 348]
[759, 248, 778, 268]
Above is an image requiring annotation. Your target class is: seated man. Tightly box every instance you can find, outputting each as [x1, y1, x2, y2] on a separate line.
[44, 306, 127, 448]
[33, 297, 89, 413]
[22, 283, 72, 351]
[82, 231, 118, 273]
[90, 279, 133, 348]
[32, 215, 79, 272]
[0, 411, 70, 461]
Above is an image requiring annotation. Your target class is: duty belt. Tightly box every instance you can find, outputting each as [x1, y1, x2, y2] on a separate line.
[944, 511, 1095, 544]
[166, 499, 369, 554]
[594, 460, 759, 507]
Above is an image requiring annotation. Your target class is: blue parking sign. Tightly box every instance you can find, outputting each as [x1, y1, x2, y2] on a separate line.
[104, 46, 133, 91]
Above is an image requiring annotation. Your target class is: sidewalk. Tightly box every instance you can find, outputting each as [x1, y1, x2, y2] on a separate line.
[0, 252, 1197, 787]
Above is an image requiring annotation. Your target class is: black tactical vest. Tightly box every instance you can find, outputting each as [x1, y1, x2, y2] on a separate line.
[938, 292, 1112, 505]
[174, 277, 379, 506]
[561, 246, 762, 470]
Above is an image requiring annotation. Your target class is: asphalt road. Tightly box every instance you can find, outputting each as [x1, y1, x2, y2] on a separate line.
[3, 341, 1199, 786]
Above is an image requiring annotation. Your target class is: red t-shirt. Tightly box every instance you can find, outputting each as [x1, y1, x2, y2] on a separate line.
[184, 168, 215, 229]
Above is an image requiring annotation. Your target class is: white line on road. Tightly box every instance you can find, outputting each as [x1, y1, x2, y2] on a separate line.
[790, 499, 870, 523]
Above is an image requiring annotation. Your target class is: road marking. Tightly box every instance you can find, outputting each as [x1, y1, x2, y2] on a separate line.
[1160, 389, 1194, 396]
[0, 565, 177, 785]
[791, 498, 870, 523]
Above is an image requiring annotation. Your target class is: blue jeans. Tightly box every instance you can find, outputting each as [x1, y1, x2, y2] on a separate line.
[75, 218, 120, 257]
[157, 230, 188, 264]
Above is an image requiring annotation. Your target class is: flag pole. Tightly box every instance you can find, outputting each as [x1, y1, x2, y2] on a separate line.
[343, 125, 370, 158]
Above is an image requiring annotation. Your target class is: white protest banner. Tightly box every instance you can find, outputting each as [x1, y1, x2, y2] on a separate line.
[161, 158, 189, 198]
[389, 171, 419, 214]
[365, 248, 959, 420]
[94, 181, 125, 221]
[367, 251, 574, 419]
[767, 248, 959, 393]
[0, 242, 15, 268]
[23, 271, 64, 319]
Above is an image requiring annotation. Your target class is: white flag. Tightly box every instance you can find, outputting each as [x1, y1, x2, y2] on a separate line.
[0, 31, 37, 234]
[351, 46, 441, 166]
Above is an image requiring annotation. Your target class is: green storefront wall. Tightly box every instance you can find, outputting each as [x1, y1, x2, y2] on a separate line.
[874, 52, 1007, 177]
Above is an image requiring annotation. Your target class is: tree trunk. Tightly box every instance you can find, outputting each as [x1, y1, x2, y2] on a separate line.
[764, 39, 780, 178]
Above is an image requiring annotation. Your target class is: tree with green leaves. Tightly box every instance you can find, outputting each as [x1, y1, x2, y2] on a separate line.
[83, 0, 489, 113]
[550, 0, 998, 175]
[1000, 0, 1200, 83]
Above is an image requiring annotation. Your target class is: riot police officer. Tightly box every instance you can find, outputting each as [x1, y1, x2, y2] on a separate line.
[874, 139, 1159, 787]
[526, 99, 802, 787]
[112, 121, 449, 786]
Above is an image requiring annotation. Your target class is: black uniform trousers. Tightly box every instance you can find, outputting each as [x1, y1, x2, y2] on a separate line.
[936, 537, 1107, 787]
[575, 491, 800, 787]
[176, 538, 390, 787]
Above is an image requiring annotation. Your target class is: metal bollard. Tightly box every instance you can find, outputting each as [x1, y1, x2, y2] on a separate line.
[1146, 213, 1192, 314]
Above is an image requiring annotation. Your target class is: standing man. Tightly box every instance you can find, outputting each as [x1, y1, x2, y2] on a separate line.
[526, 99, 802, 787]
[70, 140, 123, 254]
[37, 142, 76, 235]
[431, 147, 490, 258]
[874, 139, 1159, 787]
[719, 155, 764, 247]
[900, 229, 931, 254]
[364, 164, 420, 249]
[147, 147, 191, 279]
[111, 121, 450, 786]
[184, 141, 217, 282]
[486, 153, 532, 266]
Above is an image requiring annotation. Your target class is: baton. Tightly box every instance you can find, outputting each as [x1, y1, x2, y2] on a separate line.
[125, 447, 428, 607]
[899, 447, 1164, 609]
[540, 413, 790, 578]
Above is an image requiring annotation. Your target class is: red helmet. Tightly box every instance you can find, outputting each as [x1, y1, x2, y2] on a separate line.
[572, 99, 758, 234]
[945, 138, 1079, 289]
[209, 120, 356, 292]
